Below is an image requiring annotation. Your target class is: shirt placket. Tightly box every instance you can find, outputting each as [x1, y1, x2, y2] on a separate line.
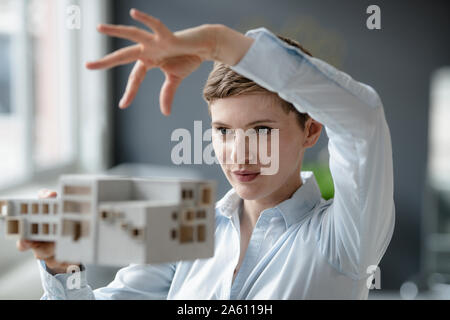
[229, 211, 271, 299]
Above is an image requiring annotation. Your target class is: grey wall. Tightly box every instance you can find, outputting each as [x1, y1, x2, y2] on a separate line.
[110, 0, 450, 289]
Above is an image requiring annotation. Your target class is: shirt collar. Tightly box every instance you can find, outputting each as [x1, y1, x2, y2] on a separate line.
[215, 187, 242, 218]
[275, 171, 323, 228]
[215, 171, 323, 227]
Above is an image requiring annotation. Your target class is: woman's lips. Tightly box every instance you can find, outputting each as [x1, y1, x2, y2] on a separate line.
[232, 171, 260, 182]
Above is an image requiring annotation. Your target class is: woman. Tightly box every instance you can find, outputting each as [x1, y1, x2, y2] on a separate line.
[19, 8, 395, 299]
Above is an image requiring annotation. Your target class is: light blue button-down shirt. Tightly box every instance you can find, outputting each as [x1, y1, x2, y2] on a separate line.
[37, 27, 395, 300]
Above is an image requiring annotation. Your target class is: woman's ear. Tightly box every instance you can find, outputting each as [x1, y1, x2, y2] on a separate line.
[303, 118, 323, 148]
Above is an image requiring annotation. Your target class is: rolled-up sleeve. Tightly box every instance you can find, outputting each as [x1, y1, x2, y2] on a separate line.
[231, 28, 395, 279]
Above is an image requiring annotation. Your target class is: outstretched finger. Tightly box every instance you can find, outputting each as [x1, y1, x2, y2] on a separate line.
[159, 73, 182, 116]
[119, 61, 148, 109]
[97, 23, 151, 44]
[86, 45, 142, 70]
[130, 9, 171, 37]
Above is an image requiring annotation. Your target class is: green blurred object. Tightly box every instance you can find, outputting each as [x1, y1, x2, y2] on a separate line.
[302, 162, 334, 200]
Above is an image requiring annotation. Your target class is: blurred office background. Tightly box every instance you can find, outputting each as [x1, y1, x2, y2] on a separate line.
[0, 0, 450, 299]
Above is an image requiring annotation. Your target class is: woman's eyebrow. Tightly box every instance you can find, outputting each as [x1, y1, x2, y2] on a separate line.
[211, 119, 277, 127]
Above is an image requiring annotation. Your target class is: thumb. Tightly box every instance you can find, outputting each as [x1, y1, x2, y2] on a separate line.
[37, 189, 57, 199]
[159, 73, 182, 116]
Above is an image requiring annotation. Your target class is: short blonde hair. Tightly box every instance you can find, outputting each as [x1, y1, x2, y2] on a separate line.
[202, 34, 311, 130]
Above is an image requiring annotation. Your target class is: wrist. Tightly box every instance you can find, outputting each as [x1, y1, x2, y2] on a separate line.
[45, 257, 78, 275]
[45, 265, 67, 275]
[194, 24, 223, 62]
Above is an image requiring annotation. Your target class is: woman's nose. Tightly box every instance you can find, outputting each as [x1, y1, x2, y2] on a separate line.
[229, 130, 257, 164]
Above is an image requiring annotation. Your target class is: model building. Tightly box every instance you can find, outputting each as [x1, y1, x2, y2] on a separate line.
[0, 174, 216, 266]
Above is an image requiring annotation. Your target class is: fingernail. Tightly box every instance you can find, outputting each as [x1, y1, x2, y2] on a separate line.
[119, 98, 127, 109]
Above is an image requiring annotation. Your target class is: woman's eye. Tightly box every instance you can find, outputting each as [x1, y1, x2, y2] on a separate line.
[216, 127, 231, 135]
[255, 126, 272, 135]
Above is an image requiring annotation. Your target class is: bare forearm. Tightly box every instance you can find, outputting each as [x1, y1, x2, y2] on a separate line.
[209, 24, 254, 66]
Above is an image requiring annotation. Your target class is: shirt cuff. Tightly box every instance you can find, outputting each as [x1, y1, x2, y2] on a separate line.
[231, 27, 307, 99]
[37, 260, 88, 299]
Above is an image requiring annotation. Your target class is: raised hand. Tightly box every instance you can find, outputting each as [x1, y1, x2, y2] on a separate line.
[86, 8, 218, 115]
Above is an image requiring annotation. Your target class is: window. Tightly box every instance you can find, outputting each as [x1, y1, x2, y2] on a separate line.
[0, 34, 11, 114]
[0, 0, 112, 192]
[42, 223, 49, 235]
[201, 187, 212, 205]
[0, 0, 28, 185]
[63, 185, 92, 196]
[0, 0, 77, 186]
[6, 219, 19, 235]
[62, 219, 89, 241]
[63, 200, 91, 214]
[30, 223, 38, 235]
[428, 67, 450, 188]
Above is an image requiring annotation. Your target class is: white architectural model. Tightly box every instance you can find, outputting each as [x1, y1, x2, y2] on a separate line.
[0, 174, 216, 266]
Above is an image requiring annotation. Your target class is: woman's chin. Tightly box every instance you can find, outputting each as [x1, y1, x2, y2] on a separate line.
[233, 183, 266, 200]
